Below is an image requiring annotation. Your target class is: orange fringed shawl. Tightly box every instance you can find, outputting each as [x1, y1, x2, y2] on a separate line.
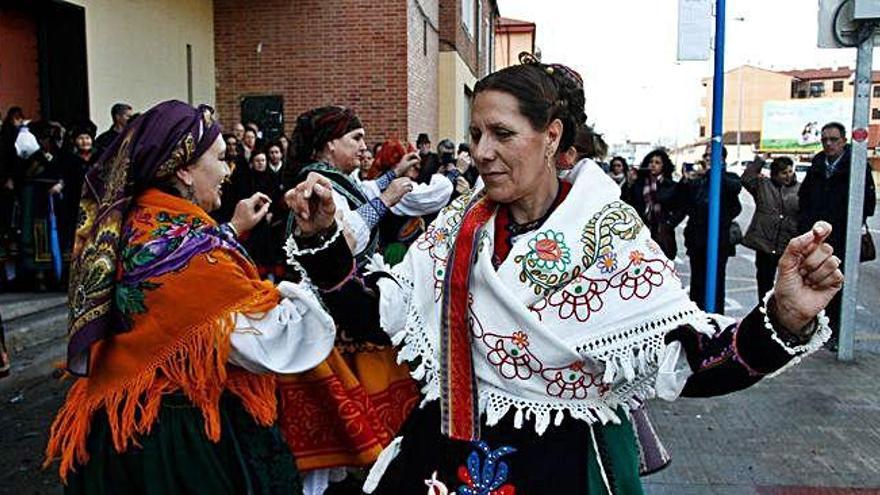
[45, 189, 280, 481]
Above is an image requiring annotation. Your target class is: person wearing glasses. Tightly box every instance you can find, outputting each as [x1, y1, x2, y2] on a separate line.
[798, 122, 876, 349]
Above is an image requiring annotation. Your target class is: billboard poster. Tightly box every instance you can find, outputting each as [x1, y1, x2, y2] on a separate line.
[760, 98, 853, 153]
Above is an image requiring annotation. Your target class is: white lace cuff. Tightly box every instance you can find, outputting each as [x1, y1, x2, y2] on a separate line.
[284, 223, 342, 262]
[759, 290, 831, 378]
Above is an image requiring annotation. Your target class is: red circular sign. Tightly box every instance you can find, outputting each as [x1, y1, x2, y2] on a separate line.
[853, 128, 869, 142]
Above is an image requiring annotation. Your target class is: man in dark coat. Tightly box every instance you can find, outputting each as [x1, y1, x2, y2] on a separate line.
[673, 145, 742, 314]
[94, 103, 133, 155]
[798, 122, 876, 347]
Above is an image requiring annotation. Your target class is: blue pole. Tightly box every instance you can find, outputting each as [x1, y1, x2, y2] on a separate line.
[705, 0, 726, 313]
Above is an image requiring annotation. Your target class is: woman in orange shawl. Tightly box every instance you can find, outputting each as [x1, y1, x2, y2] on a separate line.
[44, 100, 336, 494]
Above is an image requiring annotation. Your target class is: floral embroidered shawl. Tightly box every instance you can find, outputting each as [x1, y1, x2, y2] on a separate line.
[382, 161, 714, 440]
[46, 189, 280, 480]
[68, 100, 220, 376]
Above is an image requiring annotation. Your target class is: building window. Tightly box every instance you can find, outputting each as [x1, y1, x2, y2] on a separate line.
[833, 80, 844, 92]
[874, 85, 880, 98]
[699, 126, 706, 137]
[423, 20, 427, 56]
[873, 108, 880, 120]
[809, 82, 825, 97]
[462, 0, 475, 37]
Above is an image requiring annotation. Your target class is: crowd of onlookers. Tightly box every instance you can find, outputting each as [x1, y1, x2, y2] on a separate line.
[609, 121, 875, 350]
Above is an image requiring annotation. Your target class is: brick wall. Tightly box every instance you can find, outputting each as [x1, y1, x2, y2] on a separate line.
[214, 0, 410, 145]
[407, 0, 439, 142]
[438, 0, 493, 77]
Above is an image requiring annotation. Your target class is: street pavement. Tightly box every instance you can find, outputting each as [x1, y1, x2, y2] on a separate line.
[644, 189, 880, 494]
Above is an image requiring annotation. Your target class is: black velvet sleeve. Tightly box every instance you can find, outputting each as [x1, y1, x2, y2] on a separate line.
[665, 305, 799, 398]
[292, 231, 391, 345]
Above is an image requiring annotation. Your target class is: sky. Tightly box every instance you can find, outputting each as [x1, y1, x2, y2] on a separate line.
[496, 0, 880, 148]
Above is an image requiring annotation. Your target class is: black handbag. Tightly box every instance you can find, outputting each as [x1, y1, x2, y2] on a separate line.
[861, 222, 876, 262]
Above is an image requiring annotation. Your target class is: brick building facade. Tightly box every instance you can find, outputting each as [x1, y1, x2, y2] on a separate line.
[213, 0, 496, 147]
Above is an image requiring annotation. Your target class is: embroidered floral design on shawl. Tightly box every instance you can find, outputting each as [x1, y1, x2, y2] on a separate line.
[389, 162, 714, 438]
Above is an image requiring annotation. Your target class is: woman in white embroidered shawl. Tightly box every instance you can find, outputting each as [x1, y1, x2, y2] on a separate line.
[285, 60, 842, 494]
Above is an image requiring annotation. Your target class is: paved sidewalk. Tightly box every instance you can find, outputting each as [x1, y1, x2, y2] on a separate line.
[644, 349, 880, 494]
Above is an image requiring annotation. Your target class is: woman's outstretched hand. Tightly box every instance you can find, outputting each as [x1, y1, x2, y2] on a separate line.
[772, 221, 844, 334]
[231, 192, 271, 235]
[284, 172, 336, 236]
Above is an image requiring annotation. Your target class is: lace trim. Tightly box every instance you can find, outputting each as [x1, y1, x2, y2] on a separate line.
[759, 289, 831, 378]
[574, 305, 714, 384]
[392, 292, 715, 435]
[283, 224, 342, 260]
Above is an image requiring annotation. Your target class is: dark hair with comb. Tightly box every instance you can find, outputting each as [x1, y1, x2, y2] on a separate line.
[473, 52, 587, 152]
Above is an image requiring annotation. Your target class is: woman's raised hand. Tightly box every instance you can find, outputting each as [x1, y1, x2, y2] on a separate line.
[393, 151, 420, 177]
[231, 192, 271, 235]
[772, 221, 844, 335]
[284, 172, 336, 236]
[380, 177, 414, 208]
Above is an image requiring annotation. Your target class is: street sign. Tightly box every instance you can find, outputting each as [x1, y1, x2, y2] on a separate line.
[819, 0, 880, 48]
[678, 0, 712, 61]
[853, 127, 869, 141]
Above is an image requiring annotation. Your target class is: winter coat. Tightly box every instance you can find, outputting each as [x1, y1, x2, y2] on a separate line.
[798, 145, 876, 259]
[741, 163, 800, 256]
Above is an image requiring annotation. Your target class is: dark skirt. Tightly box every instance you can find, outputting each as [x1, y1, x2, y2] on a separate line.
[65, 394, 302, 495]
[373, 401, 645, 494]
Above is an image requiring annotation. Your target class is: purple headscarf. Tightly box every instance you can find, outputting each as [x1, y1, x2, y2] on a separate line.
[66, 100, 221, 376]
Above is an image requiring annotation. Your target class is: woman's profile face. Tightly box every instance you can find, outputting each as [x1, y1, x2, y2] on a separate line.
[184, 135, 230, 213]
[327, 128, 367, 173]
[470, 90, 558, 204]
[251, 152, 267, 172]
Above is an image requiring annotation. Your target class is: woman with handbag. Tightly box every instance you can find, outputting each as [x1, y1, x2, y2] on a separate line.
[622, 148, 679, 259]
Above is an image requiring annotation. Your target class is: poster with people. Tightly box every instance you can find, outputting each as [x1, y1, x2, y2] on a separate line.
[760, 98, 852, 152]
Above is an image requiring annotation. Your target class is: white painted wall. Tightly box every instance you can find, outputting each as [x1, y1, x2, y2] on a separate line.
[66, 0, 216, 130]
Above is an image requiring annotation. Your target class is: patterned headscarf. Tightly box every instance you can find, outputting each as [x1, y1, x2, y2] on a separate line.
[290, 106, 363, 164]
[66, 100, 221, 376]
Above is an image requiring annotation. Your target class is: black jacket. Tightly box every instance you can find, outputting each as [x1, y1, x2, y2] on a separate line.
[673, 170, 742, 256]
[798, 145, 876, 258]
[622, 175, 680, 229]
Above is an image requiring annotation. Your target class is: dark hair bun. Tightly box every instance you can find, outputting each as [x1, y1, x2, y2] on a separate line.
[475, 55, 587, 153]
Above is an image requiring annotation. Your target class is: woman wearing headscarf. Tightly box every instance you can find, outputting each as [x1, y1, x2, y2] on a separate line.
[286, 59, 840, 493]
[275, 107, 422, 495]
[44, 100, 335, 494]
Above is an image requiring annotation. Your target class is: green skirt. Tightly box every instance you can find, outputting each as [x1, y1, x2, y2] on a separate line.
[65, 394, 302, 495]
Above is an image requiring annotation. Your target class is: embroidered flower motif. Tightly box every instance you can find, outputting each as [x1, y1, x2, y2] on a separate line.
[457, 441, 517, 495]
[484, 333, 541, 380]
[544, 277, 610, 322]
[597, 251, 617, 274]
[542, 361, 605, 400]
[629, 250, 644, 265]
[610, 257, 668, 300]
[511, 331, 529, 349]
[526, 230, 570, 272]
